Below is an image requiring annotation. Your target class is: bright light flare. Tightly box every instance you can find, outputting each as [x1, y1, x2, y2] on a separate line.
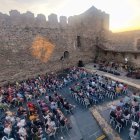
[31, 36, 55, 62]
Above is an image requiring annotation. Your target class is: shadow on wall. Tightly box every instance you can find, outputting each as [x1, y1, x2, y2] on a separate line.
[31, 36, 55, 62]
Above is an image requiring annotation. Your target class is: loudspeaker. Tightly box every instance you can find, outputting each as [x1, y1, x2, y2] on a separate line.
[78, 60, 84, 67]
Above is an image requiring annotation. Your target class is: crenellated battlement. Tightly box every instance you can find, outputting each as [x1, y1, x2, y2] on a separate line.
[0, 6, 109, 30]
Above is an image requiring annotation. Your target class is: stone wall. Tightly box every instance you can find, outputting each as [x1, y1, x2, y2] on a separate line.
[0, 6, 109, 85]
[97, 50, 140, 68]
[99, 30, 140, 67]
[107, 30, 140, 51]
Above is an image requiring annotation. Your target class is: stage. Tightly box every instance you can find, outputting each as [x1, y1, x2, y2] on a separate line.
[85, 63, 140, 90]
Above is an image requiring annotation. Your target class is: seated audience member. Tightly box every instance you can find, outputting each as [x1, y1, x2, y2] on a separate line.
[31, 125, 38, 135]
[117, 99, 124, 107]
[17, 106, 27, 117]
[45, 124, 56, 135]
[132, 93, 140, 103]
[123, 94, 131, 104]
[118, 83, 124, 90]
[29, 113, 39, 121]
[17, 118, 26, 128]
[50, 101, 58, 110]
[36, 125, 43, 139]
[110, 110, 117, 118]
[115, 106, 122, 118]
[116, 86, 121, 94]
[18, 127, 27, 139]
[63, 101, 75, 112]
[122, 84, 128, 94]
[129, 122, 139, 140]
[131, 98, 139, 112]
[2, 136, 14, 140]
[123, 109, 130, 120]
[110, 103, 116, 112]
[4, 123, 12, 137]
[116, 116, 125, 128]
[33, 118, 44, 126]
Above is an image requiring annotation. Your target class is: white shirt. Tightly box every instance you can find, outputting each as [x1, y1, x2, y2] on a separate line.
[129, 128, 139, 140]
[2, 136, 14, 140]
[18, 127, 27, 137]
[110, 105, 116, 111]
[17, 119, 25, 128]
[123, 114, 130, 120]
[112, 81, 116, 86]
[119, 84, 123, 89]
[4, 127, 11, 135]
[91, 81, 95, 86]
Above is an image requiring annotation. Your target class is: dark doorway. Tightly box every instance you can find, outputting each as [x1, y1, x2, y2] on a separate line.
[64, 51, 69, 59]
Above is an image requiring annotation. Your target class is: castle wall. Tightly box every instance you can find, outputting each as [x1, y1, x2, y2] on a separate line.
[1, 6, 140, 84]
[108, 30, 140, 51]
[0, 26, 95, 84]
[0, 7, 109, 84]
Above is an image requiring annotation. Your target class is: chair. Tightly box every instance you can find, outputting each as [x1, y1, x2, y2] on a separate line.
[109, 92, 115, 100]
[105, 91, 109, 98]
[131, 112, 137, 121]
[92, 97, 99, 104]
[109, 116, 115, 126]
[2, 136, 14, 140]
[98, 95, 103, 101]
[115, 121, 122, 133]
[60, 124, 68, 133]
[42, 115, 48, 121]
[48, 128, 57, 139]
[83, 100, 90, 108]
[124, 118, 130, 126]
[45, 127, 57, 140]
[65, 107, 73, 114]
[70, 92, 74, 98]
[73, 94, 78, 101]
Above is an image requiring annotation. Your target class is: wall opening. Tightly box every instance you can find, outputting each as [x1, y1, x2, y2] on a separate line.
[136, 39, 140, 50]
[77, 36, 81, 47]
[64, 51, 69, 59]
[134, 54, 137, 59]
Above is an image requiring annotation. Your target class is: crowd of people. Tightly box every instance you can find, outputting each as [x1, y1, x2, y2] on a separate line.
[0, 65, 139, 140]
[109, 92, 140, 139]
[1, 95, 73, 140]
[0, 67, 88, 140]
[98, 64, 121, 76]
[96, 60, 121, 76]
[69, 71, 140, 139]
[70, 74, 128, 107]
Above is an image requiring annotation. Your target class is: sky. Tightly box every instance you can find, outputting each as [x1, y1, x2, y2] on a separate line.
[0, 0, 140, 32]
